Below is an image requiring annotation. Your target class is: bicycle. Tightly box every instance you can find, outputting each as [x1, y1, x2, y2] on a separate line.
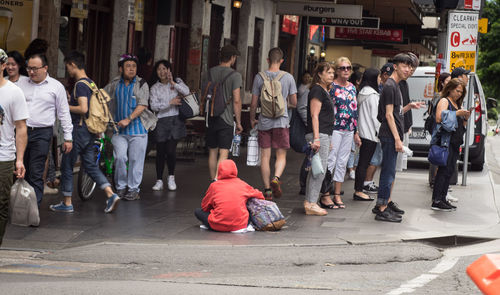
[77, 133, 115, 201]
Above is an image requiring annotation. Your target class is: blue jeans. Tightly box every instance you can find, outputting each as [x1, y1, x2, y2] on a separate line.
[61, 126, 110, 197]
[376, 137, 398, 206]
[24, 127, 53, 204]
[112, 134, 148, 192]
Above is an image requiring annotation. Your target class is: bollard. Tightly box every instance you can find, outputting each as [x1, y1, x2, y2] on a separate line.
[466, 254, 500, 294]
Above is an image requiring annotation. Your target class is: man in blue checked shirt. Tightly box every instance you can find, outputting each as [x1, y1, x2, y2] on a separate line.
[104, 54, 157, 201]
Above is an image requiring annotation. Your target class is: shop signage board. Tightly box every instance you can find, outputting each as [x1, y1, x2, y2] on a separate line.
[334, 27, 404, 43]
[0, 0, 33, 54]
[445, 10, 479, 72]
[308, 16, 379, 29]
[282, 15, 299, 35]
[276, 1, 362, 19]
[464, 0, 481, 10]
[70, 0, 89, 19]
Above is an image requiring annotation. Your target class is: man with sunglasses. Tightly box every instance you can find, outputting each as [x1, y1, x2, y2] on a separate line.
[17, 53, 73, 205]
[0, 48, 29, 246]
[104, 54, 157, 201]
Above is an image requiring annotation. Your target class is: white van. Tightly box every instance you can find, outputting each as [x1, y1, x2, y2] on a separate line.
[407, 67, 487, 171]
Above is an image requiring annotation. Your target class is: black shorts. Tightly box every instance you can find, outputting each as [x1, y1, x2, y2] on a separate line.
[206, 117, 233, 150]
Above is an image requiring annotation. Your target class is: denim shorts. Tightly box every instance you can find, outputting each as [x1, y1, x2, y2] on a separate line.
[370, 141, 383, 166]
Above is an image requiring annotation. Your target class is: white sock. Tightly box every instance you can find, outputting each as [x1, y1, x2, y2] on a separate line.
[364, 181, 373, 186]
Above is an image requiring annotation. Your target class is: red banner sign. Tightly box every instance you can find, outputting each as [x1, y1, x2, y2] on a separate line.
[335, 27, 403, 42]
[282, 15, 299, 35]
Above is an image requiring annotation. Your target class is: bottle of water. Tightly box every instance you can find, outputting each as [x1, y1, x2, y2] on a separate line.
[232, 134, 241, 157]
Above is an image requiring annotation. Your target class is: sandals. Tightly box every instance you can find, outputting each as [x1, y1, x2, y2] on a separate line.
[319, 197, 339, 209]
[353, 192, 375, 201]
[333, 194, 346, 209]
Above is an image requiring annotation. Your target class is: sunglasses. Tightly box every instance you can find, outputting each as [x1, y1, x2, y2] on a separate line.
[338, 66, 352, 71]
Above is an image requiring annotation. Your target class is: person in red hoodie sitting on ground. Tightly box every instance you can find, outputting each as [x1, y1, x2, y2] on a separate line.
[195, 159, 265, 232]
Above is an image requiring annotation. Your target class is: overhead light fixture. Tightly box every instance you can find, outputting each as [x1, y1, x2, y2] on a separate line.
[233, 0, 242, 8]
[320, 49, 326, 58]
[309, 46, 315, 56]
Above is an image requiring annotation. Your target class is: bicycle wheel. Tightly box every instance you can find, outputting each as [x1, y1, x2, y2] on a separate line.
[78, 168, 97, 201]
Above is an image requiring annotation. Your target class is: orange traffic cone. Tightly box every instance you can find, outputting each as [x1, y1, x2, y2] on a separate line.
[466, 254, 500, 294]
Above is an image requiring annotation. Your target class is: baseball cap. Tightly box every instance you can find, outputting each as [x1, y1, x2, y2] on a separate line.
[220, 45, 240, 57]
[380, 63, 394, 75]
[0, 49, 7, 64]
[451, 67, 471, 78]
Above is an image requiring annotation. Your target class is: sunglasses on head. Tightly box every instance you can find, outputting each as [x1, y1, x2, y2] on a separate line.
[338, 66, 352, 71]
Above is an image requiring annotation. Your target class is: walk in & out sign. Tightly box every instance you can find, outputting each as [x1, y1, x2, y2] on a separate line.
[445, 10, 479, 72]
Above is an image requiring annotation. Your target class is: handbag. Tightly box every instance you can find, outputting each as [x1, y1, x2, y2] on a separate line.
[179, 93, 200, 120]
[428, 144, 449, 166]
[289, 109, 307, 153]
[246, 198, 285, 231]
[311, 152, 324, 178]
[246, 127, 260, 166]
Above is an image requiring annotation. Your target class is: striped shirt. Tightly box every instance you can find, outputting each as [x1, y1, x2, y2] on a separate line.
[114, 77, 147, 135]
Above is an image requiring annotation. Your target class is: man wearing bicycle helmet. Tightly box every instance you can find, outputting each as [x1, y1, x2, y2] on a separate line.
[49, 51, 120, 214]
[104, 53, 157, 201]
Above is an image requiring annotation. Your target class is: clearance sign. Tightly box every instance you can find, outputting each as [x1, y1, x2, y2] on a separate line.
[445, 10, 479, 72]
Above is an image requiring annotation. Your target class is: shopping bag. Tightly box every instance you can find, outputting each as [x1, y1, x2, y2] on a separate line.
[179, 93, 200, 119]
[246, 127, 260, 166]
[9, 179, 39, 227]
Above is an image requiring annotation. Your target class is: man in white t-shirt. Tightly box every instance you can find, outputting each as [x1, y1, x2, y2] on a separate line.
[0, 49, 29, 246]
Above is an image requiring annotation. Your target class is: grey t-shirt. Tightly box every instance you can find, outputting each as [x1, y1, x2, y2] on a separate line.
[251, 70, 297, 130]
[207, 66, 243, 127]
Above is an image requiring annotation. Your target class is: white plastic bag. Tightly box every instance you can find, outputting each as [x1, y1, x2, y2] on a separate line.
[246, 127, 260, 166]
[9, 179, 39, 227]
[311, 152, 324, 179]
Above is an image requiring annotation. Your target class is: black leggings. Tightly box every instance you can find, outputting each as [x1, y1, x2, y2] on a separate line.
[156, 140, 178, 179]
[354, 138, 378, 192]
[432, 146, 460, 203]
[194, 208, 211, 229]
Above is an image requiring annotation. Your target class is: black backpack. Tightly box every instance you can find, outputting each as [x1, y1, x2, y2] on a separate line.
[200, 69, 237, 118]
[424, 97, 440, 135]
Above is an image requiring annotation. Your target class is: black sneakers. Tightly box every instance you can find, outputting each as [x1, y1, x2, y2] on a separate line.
[388, 201, 405, 215]
[363, 183, 378, 194]
[372, 205, 402, 218]
[375, 207, 402, 223]
[431, 201, 455, 212]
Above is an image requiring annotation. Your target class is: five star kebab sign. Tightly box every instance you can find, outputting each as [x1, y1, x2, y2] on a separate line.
[445, 10, 479, 72]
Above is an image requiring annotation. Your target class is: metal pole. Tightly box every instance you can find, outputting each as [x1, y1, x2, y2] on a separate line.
[461, 77, 474, 186]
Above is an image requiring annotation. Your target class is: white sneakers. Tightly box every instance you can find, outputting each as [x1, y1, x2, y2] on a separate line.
[152, 180, 163, 191]
[348, 170, 356, 180]
[167, 175, 177, 191]
[446, 194, 458, 202]
[152, 176, 177, 191]
[44, 184, 59, 195]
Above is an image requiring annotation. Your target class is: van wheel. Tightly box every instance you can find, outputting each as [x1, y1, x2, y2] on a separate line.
[470, 147, 485, 171]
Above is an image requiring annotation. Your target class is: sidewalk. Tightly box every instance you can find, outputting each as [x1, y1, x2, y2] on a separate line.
[2, 136, 500, 251]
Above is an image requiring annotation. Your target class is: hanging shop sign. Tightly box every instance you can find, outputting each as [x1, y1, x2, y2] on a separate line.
[134, 0, 144, 31]
[464, 0, 481, 11]
[334, 27, 404, 43]
[70, 0, 89, 19]
[276, 1, 362, 19]
[308, 16, 379, 29]
[0, 0, 33, 54]
[445, 10, 479, 72]
[282, 15, 299, 35]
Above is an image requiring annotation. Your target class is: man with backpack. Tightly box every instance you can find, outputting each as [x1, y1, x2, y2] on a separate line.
[202, 45, 243, 180]
[250, 48, 297, 200]
[49, 51, 120, 213]
[104, 54, 157, 201]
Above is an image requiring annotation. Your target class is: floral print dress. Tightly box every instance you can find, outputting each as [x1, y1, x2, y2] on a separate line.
[329, 81, 358, 132]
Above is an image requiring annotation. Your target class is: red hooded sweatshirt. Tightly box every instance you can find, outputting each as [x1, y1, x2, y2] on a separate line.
[201, 160, 264, 232]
